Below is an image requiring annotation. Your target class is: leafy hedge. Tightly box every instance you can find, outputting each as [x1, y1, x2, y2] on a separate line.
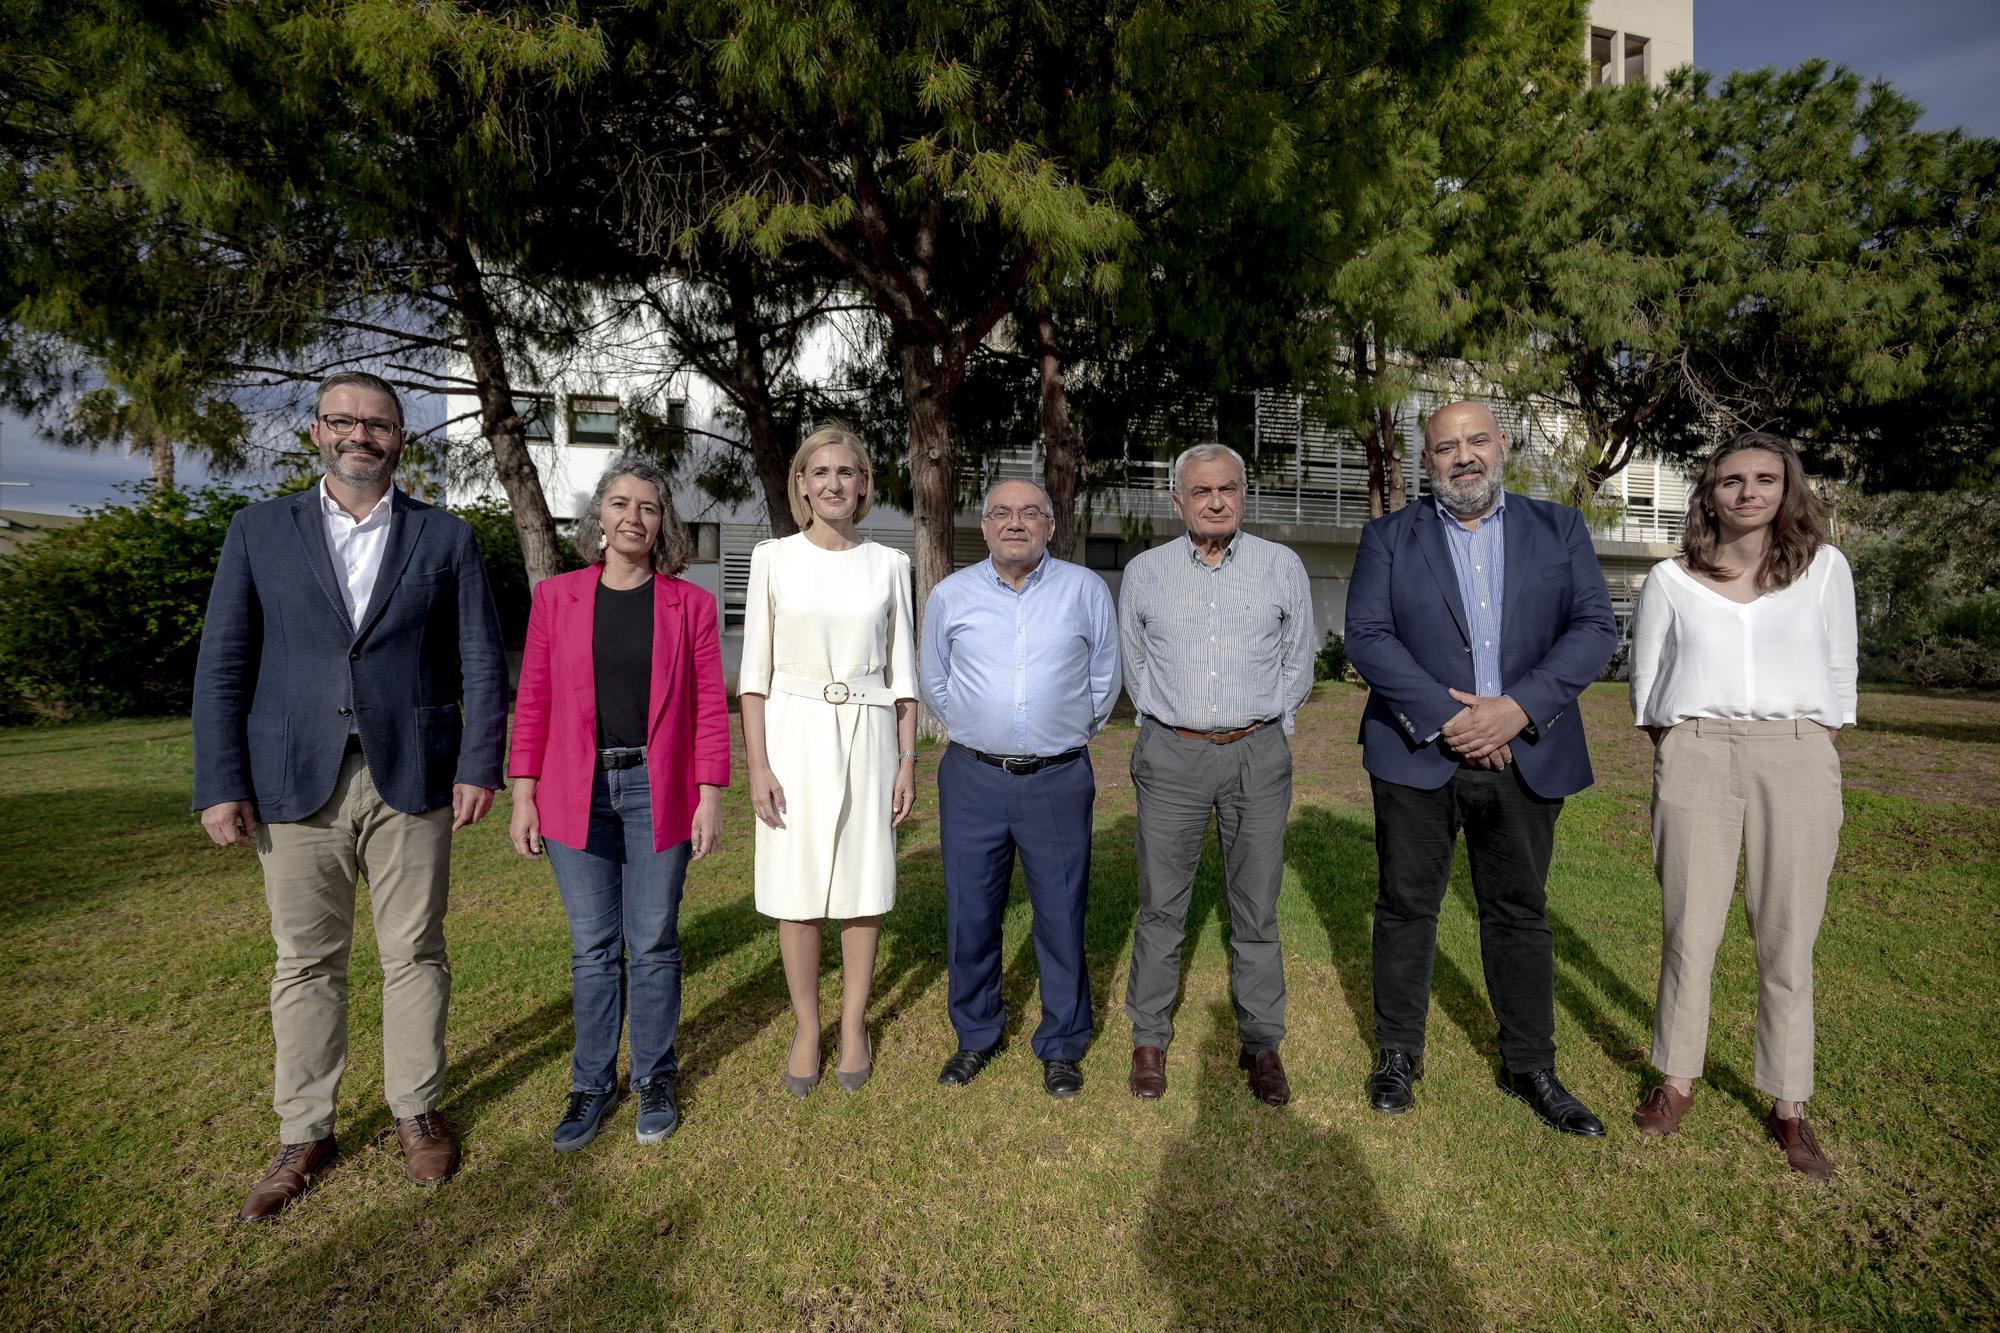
[0, 487, 554, 723]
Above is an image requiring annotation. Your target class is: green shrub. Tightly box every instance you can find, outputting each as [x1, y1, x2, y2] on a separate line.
[1315, 631, 1352, 683]
[450, 497, 584, 647]
[0, 485, 255, 722]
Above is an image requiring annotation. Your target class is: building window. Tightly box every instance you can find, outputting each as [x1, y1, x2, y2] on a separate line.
[515, 394, 553, 441]
[1624, 34, 1649, 87]
[568, 395, 619, 446]
[1590, 28, 1615, 86]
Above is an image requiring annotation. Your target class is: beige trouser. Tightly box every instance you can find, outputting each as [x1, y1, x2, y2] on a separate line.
[1650, 718, 1843, 1101]
[256, 746, 453, 1142]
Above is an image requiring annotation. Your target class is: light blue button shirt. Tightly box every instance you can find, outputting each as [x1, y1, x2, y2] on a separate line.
[1436, 494, 1506, 698]
[920, 554, 1120, 756]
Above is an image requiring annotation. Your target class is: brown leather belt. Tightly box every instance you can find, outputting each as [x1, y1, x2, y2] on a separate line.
[1169, 716, 1279, 745]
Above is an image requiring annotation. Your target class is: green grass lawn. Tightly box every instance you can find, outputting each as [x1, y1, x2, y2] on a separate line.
[2, 684, 1996, 1329]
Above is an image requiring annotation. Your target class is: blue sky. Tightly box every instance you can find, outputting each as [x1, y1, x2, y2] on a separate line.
[5, 0, 1996, 515]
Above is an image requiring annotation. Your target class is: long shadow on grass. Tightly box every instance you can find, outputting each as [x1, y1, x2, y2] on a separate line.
[1290, 805, 1501, 1064]
[196, 1136, 704, 1328]
[1140, 1001, 1479, 1328]
[1542, 904, 1765, 1119]
[1853, 716, 2000, 746]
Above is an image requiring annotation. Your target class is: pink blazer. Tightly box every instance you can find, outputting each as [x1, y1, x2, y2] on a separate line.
[508, 567, 731, 853]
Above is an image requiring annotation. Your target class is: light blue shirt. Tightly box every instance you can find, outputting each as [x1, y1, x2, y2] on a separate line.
[920, 554, 1120, 757]
[1436, 493, 1506, 699]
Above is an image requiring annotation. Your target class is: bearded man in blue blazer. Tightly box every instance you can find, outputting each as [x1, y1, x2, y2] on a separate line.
[193, 371, 508, 1219]
[1344, 399, 1617, 1135]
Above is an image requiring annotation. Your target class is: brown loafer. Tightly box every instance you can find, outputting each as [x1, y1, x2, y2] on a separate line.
[395, 1111, 459, 1185]
[1239, 1048, 1291, 1106]
[1765, 1108, 1833, 1182]
[1128, 1045, 1166, 1100]
[1633, 1083, 1693, 1136]
[238, 1136, 337, 1222]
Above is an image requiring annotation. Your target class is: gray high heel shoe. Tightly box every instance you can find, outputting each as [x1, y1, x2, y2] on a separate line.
[785, 1029, 821, 1099]
[835, 1032, 873, 1095]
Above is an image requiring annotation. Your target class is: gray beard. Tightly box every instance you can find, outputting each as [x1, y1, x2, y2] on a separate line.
[1433, 467, 1502, 518]
[322, 444, 394, 487]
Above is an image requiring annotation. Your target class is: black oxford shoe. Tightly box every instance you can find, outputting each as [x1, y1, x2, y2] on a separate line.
[1365, 1048, 1422, 1113]
[937, 1044, 1002, 1086]
[1498, 1067, 1606, 1136]
[1042, 1058, 1083, 1099]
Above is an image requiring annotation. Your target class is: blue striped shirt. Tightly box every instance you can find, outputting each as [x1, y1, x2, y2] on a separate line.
[1118, 530, 1316, 734]
[920, 555, 1120, 756]
[1436, 494, 1506, 699]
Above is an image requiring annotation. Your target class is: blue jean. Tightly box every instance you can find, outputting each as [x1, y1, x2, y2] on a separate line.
[543, 757, 691, 1092]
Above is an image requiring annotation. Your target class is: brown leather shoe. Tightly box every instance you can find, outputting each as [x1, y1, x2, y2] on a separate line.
[395, 1111, 459, 1185]
[1128, 1045, 1166, 1100]
[1239, 1048, 1291, 1106]
[1633, 1083, 1693, 1136]
[1765, 1108, 1833, 1182]
[238, 1136, 337, 1222]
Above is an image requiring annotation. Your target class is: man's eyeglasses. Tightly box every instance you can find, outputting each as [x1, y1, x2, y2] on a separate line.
[317, 413, 403, 443]
[983, 505, 1049, 523]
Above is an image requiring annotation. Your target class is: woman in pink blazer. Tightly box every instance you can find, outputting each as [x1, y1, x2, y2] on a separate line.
[508, 456, 730, 1152]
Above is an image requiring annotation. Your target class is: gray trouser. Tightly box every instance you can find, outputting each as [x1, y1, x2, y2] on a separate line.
[1125, 721, 1291, 1053]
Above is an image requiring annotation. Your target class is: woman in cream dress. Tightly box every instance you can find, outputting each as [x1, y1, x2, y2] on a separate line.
[739, 426, 917, 1097]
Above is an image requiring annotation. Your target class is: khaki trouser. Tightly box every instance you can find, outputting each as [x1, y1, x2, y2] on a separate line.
[1650, 718, 1843, 1102]
[256, 746, 453, 1142]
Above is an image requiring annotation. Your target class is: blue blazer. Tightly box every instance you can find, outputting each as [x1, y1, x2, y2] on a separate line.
[191, 487, 509, 820]
[1344, 492, 1617, 799]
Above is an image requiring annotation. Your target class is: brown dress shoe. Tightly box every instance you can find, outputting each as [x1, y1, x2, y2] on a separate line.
[1765, 1108, 1833, 1182]
[1239, 1048, 1291, 1106]
[1633, 1083, 1693, 1136]
[395, 1111, 459, 1185]
[1128, 1045, 1167, 1100]
[238, 1136, 337, 1222]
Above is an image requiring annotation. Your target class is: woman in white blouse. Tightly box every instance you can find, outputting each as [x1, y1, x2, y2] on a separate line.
[738, 426, 918, 1098]
[1627, 432, 1855, 1181]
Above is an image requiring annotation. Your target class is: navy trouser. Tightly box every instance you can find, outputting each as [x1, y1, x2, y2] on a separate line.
[543, 757, 691, 1093]
[937, 744, 1096, 1060]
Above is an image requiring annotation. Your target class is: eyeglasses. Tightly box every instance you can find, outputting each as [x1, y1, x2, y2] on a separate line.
[983, 505, 1050, 523]
[317, 413, 403, 442]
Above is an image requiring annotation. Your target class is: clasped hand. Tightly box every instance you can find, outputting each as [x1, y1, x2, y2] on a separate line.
[1441, 689, 1528, 767]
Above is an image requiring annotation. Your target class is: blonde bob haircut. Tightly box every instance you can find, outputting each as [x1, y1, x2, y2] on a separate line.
[788, 424, 874, 530]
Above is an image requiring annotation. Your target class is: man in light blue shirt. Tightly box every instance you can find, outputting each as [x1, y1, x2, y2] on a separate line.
[920, 479, 1119, 1098]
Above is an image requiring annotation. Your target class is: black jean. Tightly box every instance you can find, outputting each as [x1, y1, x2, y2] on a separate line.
[1370, 766, 1563, 1073]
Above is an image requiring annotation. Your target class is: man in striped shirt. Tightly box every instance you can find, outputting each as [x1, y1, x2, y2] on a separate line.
[1118, 443, 1316, 1105]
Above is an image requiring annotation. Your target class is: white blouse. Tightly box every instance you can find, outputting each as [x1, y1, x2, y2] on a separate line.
[1629, 546, 1858, 729]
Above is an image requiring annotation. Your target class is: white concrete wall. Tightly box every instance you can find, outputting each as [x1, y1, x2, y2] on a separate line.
[1586, 0, 1694, 87]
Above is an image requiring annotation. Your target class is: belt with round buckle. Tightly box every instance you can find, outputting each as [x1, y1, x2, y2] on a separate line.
[821, 681, 852, 704]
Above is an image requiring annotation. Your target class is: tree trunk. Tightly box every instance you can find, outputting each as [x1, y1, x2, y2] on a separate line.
[1376, 332, 1406, 513]
[1356, 331, 1390, 518]
[725, 263, 800, 538]
[1034, 305, 1081, 561]
[144, 437, 176, 492]
[896, 335, 956, 740]
[442, 231, 565, 585]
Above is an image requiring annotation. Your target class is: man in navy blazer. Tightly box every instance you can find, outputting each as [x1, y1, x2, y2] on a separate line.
[193, 371, 508, 1220]
[1345, 399, 1617, 1136]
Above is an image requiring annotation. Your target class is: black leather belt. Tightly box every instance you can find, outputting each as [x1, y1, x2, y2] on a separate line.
[597, 748, 645, 770]
[950, 742, 1085, 775]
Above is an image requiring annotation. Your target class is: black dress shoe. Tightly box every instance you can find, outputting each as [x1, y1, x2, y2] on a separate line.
[1365, 1048, 1422, 1113]
[1042, 1059, 1083, 1099]
[938, 1044, 1002, 1086]
[1498, 1067, 1606, 1136]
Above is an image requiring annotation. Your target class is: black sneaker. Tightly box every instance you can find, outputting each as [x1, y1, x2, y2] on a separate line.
[552, 1089, 620, 1153]
[635, 1078, 680, 1144]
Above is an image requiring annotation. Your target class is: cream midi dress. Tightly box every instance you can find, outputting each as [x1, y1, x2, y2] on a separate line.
[739, 533, 917, 919]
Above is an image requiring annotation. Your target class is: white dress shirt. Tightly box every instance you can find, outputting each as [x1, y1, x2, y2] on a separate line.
[1629, 545, 1858, 729]
[319, 477, 394, 628]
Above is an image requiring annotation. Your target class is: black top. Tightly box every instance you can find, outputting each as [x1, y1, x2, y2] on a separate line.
[593, 576, 655, 749]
